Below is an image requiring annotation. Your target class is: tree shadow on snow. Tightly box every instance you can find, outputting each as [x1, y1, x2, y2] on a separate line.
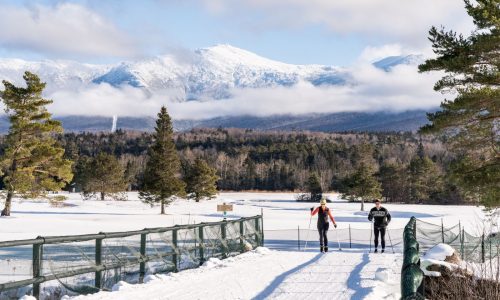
[252, 253, 324, 299]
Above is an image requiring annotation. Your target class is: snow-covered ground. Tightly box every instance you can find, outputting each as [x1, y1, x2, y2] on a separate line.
[0, 192, 487, 241]
[0, 192, 491, 300]
[68, 248, 401, 300]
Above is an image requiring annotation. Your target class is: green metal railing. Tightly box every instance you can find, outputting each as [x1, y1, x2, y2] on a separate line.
[0, 215, 263, 299]
[401, 217, 425, 300]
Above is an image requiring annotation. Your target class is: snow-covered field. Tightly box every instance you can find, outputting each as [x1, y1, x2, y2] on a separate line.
[0, 192, 487, 241]
[0, 192, 491, 300]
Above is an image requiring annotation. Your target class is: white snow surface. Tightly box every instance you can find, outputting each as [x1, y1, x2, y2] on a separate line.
[0, 192, 488, 300]
[0, 192, 485, 241]
[70, 247, 401, 300]
[422, 243, 456, 261]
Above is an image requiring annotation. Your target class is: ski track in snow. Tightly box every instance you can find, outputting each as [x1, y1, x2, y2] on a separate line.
[71, 249, 401, 300]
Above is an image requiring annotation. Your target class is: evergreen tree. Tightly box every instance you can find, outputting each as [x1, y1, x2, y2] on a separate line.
[185, 158, 219, 202]
[418, 0, 499, 207]
[342, 163, 381, 211]
[76, 153, 127, 200]
[0, 71, 73, 216]
[407, 156, 442, 203]
[380, 162, 407, 203]
[306, 173, 323, 202]
[140, 106, 186, 214]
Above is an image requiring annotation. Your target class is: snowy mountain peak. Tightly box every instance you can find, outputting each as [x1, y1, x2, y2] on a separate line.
[196, 44, 293, 69]
[0, 45, 425, 101]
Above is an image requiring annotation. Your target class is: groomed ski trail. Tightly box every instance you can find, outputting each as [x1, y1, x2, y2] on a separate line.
[259, 250, 401, 299]
[72, 249, 402, 300]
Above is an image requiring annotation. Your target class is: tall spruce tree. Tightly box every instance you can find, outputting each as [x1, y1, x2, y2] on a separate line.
[185, 158, 219, 202]
[140, 106, 185, 214]
[418, 0, 499, 207]
[407, 156, 442, 203]
[342, 163, 381, 211]
[0, 72, 73, 216]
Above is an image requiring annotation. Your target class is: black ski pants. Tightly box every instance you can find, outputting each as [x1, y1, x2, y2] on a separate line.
[317, 223, 330, 247]
[374, 226, 386, 249]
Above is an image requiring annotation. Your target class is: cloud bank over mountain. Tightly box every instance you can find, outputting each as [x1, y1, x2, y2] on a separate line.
[0, 45, 443, 120]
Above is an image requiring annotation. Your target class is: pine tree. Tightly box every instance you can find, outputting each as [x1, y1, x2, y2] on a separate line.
[185, 158, 218, 202]
[76, 153, 127, 200]
[140, 106, 186, 214]
[342, 163, 382, 211]
[306, 173, 323, 202]
[418, 0, 499, 207]
[380, 162, 407, 203]
[0, 71, 73, 216]
[407, 156, 442, 203]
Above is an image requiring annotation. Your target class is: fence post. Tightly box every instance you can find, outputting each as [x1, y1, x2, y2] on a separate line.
[441, 218, 445, 243]
[349, 224, 352, 249]
[221, 221, 228, 258]
[172, 228, 178, 272]
[298, 226, 300, 251]
[239, 221, 244, 253]
[462, 228, 466, 260]
[199, 225, 205, 265]
[413, 219, 417, 239]
[460, 228, 464, 259]
[260, 209, 264, 246]
[139, 232, 147, 283]
[481, 233, 485, 263]
[32, 238, 43, 299]
[254, 217, 260, 247]
[95, 236, 103, 289]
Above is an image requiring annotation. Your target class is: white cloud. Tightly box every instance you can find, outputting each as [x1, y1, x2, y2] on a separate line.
[45, 62, 444, 120]
[195, 0, 474, 48]
[0, 3, 138, 59]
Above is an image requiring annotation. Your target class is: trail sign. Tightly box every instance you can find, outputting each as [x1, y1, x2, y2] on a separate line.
[217, 203, 233, 212]
[217, 203, 233, 220]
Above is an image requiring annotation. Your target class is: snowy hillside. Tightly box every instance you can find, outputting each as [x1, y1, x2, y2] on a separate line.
[0, 45, 419, 101]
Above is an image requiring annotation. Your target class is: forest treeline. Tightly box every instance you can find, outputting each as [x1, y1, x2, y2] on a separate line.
[0, 127, 470, 205]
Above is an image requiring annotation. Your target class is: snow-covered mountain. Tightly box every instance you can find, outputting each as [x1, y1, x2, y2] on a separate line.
[0, 45, 430, 132]
[0, 45, 422, 101]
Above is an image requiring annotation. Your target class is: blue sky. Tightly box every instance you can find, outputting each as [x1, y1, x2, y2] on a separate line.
[0, 0, 472, 66]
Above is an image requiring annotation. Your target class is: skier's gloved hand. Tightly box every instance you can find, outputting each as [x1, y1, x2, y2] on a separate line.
[310, 207, 314, 212]
[334, 224, 337, 228]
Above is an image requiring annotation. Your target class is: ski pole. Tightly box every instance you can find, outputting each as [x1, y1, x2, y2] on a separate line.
[387, 227, 395, 254]
[303, 213, 313, 251]
[369, 221, 373, 253]
[336, 225, 342, 251]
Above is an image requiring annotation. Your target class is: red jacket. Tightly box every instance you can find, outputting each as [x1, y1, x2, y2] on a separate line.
[311, 206, 336, 225]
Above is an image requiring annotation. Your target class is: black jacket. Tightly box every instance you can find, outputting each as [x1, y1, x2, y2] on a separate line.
[368, 207, 391, 228]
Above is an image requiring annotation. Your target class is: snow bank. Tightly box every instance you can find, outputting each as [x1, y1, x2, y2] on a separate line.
[422, 243, 455, 261]
[421, 243, 458, 277]
[364, 266, 400, 300]
[111, 281, 134, 292]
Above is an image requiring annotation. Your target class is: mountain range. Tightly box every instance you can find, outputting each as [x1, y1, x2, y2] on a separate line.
[0, 45, 431, 132]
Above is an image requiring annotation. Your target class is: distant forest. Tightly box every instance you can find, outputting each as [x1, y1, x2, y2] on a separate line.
[0, 128, 470, 204]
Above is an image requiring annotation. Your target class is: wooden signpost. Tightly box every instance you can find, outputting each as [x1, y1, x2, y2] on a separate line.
[217, 202, 233, 220]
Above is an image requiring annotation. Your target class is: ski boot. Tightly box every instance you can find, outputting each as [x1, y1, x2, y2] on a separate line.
[324, 246, 328, 252]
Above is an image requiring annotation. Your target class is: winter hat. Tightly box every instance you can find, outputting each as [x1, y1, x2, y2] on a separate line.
[320, 198, 327, 205]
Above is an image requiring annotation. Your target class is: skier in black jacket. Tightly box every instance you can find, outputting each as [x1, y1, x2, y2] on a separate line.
[368, 199, 391, 253]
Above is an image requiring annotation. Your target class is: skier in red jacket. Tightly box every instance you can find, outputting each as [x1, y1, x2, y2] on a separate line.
[310, 198, 337, 253]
